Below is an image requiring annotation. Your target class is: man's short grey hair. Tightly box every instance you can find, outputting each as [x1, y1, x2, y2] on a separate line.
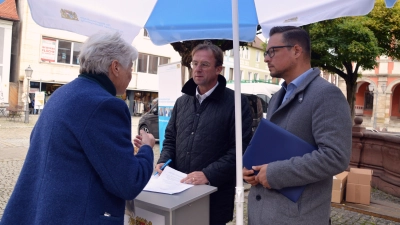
[78, 32, 138, 75]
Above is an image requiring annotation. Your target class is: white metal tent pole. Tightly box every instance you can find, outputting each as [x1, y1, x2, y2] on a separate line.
[232, 0, 244, 224]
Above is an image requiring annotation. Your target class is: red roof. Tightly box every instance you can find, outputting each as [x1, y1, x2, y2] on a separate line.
[0, 0, 19, 21]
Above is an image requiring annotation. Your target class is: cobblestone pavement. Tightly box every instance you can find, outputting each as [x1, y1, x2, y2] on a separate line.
[1, 115, 400, 224]
[227, 189, 400, 225]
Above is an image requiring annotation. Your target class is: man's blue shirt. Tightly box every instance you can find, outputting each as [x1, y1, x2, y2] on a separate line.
[281, 68, 313, 104]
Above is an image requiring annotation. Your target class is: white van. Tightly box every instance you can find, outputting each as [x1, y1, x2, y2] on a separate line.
[226, 82, 281, 118]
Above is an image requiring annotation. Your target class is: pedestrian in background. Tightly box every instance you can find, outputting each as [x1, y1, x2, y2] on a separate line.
[29, 96, 35, 114]
[243, 26, 352, 225]
[0, 32, 155, 225]
[155, 43, 253, 225]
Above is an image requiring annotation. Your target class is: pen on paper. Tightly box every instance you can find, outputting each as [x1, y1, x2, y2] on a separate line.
[154, 159, 172, 176]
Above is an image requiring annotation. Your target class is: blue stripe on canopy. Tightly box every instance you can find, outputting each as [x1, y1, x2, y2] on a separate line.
[385, 0, 398, 8]
[144, 0, 258, 45]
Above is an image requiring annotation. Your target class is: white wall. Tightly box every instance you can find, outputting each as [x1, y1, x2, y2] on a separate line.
[0, 20, 13, 104]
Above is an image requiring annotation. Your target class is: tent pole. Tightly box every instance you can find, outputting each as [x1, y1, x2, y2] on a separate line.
[232, 0, 244, 224]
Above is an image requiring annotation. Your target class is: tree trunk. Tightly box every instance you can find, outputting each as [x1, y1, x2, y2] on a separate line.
[345, 74, 357, 122]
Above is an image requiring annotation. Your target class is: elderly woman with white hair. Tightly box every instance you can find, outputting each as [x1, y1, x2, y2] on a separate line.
[1, 32, 155, 225]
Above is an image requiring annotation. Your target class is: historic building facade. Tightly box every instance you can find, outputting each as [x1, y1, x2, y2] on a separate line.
[223, 36, 278, 84]
[338, 56, 400, 132]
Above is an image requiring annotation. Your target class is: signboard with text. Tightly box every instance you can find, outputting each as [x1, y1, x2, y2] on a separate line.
[34, 91, 45, 111]
[41, 37, 56, 62]
[158, 62, 183, 151]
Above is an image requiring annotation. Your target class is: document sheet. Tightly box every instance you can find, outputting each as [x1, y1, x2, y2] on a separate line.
[143, 166, 194, 194]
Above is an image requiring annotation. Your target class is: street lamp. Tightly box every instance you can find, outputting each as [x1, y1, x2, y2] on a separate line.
[24, 65, 33, 123]
[368, 83, 387, 130]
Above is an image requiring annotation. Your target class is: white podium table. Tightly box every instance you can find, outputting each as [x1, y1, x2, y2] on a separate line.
[134, 185, 217, 225]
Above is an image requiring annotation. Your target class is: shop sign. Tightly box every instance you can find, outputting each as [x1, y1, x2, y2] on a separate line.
[41, 38, 56, 62]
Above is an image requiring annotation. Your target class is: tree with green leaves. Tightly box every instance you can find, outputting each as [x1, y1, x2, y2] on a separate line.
[307, 0, 400, 118]
[362, 0, 400, 59]
[307, 18, 381, 118]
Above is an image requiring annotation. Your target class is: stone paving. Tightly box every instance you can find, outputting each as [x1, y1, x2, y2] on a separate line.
[1, 115, 400, 224]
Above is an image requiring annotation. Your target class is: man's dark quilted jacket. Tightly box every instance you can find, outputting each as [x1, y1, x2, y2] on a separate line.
[158, 75, 253, 224]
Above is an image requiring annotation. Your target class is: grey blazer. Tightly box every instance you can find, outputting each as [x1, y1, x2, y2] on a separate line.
[248, 68, 352, 225]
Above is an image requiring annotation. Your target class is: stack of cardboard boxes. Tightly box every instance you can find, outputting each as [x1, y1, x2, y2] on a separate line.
[346, 168, 373, 205]
[331, 168, 373, 205]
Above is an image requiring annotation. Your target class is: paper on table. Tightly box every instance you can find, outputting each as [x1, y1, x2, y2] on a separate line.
[143, 166, 194, 194]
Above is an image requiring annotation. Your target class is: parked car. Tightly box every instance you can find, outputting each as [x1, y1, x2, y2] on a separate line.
[138, 94, 265, 140]
[138, 99, 160, 140]
[226, 82, 281, 118]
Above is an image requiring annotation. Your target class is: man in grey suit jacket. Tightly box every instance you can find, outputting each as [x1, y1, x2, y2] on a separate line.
[243, 26, 352, 224]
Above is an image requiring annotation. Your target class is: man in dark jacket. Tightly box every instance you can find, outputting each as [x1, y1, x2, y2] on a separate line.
[156, 43, 253, 225]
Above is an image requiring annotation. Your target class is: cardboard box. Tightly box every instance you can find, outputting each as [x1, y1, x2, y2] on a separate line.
[331, 171, 348, 203]
[346, 168, 373, 205]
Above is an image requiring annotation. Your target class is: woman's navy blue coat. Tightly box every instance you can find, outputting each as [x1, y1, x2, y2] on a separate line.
[1, 74, 154, 225]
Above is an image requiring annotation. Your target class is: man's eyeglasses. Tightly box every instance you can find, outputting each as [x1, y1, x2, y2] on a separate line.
[190, 61, 212, 69]
[264, 45, 294, 58]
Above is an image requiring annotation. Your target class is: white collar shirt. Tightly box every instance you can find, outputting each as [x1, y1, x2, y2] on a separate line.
[196, 81, 219, 104]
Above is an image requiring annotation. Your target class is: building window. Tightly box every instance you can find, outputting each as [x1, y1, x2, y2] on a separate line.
[57, 41, 71, 64]
[41, 37, 82, 65]
[148, 55, 159, 74]
[364, 92, 373, 110]
[256, 50, 260, 62]
[243, 48, 249, 59]
[254, 73, 259, 80]
[247, 72, 252, 80]
[240, 48, 249, 59]
[72, 42, 82, 65]
[160, 57, 169, 65]
[229, 68, 234, 81]
[137, 53, 149, 73]
[135, 53, 170, 74]
[221, 66, 225, 75]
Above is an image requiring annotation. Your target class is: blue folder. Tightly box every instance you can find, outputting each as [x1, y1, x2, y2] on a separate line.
[243, 118, 316, 202]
